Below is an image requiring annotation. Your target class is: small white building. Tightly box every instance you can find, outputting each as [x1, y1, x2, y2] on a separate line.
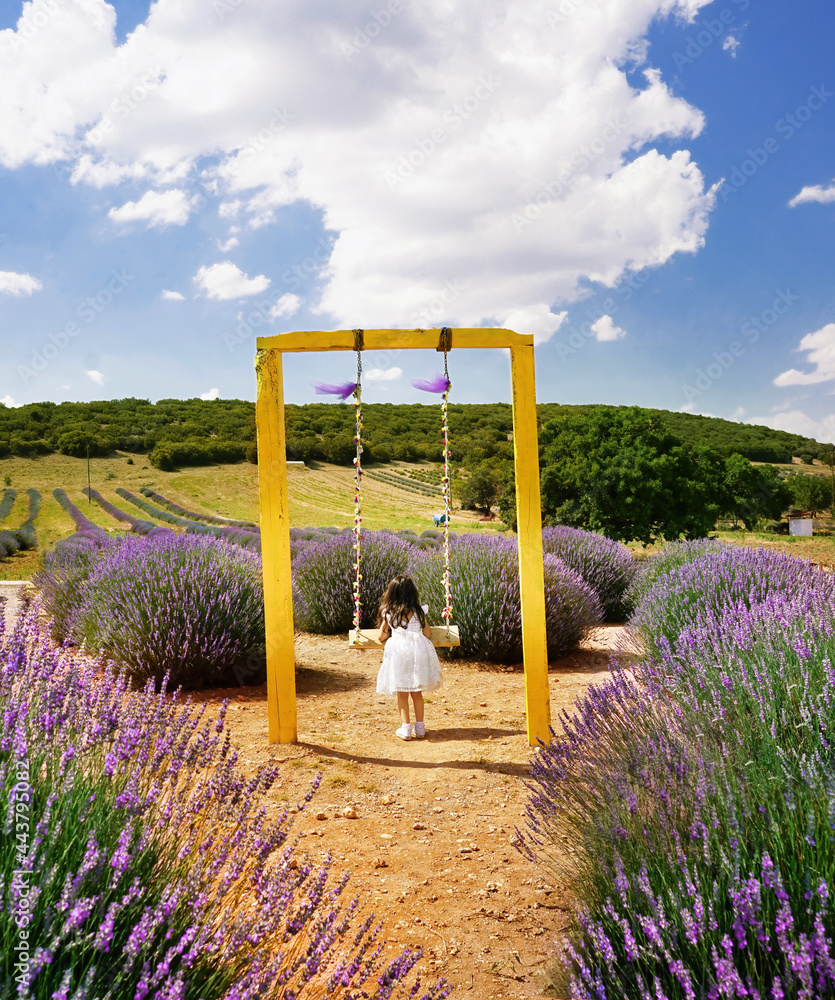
[789, 515, 813, 537]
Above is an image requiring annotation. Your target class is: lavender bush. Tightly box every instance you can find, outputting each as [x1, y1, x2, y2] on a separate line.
[624, 537, 726, 614]
[541, 526, 637, 621]
[628, 545, 835, 659]
[35, 530, 112, 641]
[524, 546, 835, 999]
[69, 533, 266, 688]
[0, 608, 449, 999]
[412, 535, 602, 663]
[292, 532, 410, 633]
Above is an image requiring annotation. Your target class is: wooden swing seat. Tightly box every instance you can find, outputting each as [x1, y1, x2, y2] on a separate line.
[348, 625, 460, 649]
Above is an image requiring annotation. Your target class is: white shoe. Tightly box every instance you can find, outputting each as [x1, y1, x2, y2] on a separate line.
[413, 722, 426, 739]
[395, 723, 413, 741]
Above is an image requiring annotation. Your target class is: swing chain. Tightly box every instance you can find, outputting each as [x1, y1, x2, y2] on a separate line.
[352, 330, 364, 641]
[440, 328, 452, 634]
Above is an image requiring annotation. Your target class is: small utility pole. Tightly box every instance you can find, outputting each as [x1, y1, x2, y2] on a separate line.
[87, 441, 91, 504]
[830, 446, 834, 512]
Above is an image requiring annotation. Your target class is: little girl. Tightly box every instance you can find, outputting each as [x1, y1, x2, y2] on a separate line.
[375, 574, 443, 740]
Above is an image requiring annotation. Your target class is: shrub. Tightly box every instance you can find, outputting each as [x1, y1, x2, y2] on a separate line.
[66, 533, 267, 688]
[292, 532, 410, 633]
[541, 526, 637, 621]
[628, 545, 835, 659]
[0, 609, 449, 999]
[524, 550, 835, 999]
[413, 535, 602, 663]
[624, 536, 726, 613]
[149, 445, 175, 470]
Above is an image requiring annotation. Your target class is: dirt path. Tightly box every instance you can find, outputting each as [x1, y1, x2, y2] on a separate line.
[198, 628, 621, 999]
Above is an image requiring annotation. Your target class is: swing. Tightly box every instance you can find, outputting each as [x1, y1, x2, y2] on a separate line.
[315, 328, 460, 649]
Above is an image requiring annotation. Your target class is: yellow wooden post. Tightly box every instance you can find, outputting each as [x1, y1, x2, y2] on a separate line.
[255, 349, 297, 743]
[510, 344, 550, 745]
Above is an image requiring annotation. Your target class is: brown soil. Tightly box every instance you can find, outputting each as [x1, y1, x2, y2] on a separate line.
[197, 628, 621, 999]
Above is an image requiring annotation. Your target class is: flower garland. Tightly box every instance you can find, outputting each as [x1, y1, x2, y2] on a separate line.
[441, 370, 452, 630]
[352, 337, 364, 637]
[412, 328, 454, 635]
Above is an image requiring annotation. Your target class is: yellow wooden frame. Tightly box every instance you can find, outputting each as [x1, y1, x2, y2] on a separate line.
[255, 328, 550, 746]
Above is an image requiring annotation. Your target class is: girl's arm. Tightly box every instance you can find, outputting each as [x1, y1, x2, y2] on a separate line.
[420, 604, 432, 640]
[380, 619, 392, 643]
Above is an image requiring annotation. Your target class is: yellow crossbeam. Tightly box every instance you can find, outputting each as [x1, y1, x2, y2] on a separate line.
[256, 328, 533, 353]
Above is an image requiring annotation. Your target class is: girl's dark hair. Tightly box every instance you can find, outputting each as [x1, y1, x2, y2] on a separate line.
[377, 574, 426, 630]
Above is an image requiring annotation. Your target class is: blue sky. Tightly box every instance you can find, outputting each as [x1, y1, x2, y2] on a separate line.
[1, 0, 834, 442]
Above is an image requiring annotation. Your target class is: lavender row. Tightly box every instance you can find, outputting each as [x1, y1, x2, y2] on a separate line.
[0, 487, 15, 525]
[52, 487, 108, 537]
[0, 606, 449, 999]
[524, 542, 835, 998]
[0, 488, 41, 558]
[292, 528, 614, 662]
[117, 487, 260, 551]
[140, 486, 259, 530]
[83, 486, 172, 537]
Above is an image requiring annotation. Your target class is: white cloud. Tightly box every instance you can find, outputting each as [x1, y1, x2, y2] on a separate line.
[109, 189, 196, 229]
[731, 406, 746, 421]
[0, 0, 717, 328]
[0, 395, 19, 407]
[200, 387, 219, 400]
[217, 236, 239, 252]
[774, 323, 835, 386]
[218, 201, 242, 220]
[749, 410, 831, 440]
[194, 261, 270, 300]
[591, 314, 627, 342]
[86, 370, 105, 385]
[161, 289, 185, 301]
[269, 292, 301, 320]
[0, 271, 42, 296]
[679, 402, 717, 416]
[722, 34, 740, 57]
[365, 367, 403, 382]
[789, 182, 835, 208]
[503, 305, 568, 346]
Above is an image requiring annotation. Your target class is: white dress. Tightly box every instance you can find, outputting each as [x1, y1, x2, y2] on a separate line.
[376, 605, 443, 696]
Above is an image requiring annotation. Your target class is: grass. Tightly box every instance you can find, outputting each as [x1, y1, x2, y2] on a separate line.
[0, 454, 496, 579]
[8, 452, 833, 581]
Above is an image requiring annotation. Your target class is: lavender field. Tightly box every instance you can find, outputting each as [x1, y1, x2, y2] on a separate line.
[524, 542, 835, 998]
[4, 484, 834, 997]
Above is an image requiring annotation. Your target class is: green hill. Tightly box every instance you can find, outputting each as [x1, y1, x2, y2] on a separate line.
[0, 397, 827, 467]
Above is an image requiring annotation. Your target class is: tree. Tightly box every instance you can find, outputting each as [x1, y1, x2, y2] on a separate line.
[722, 454, 790, 529]
[457, 461, 501, 514]
[539, 408, 726, 544]
[785, 473, 832, 515]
